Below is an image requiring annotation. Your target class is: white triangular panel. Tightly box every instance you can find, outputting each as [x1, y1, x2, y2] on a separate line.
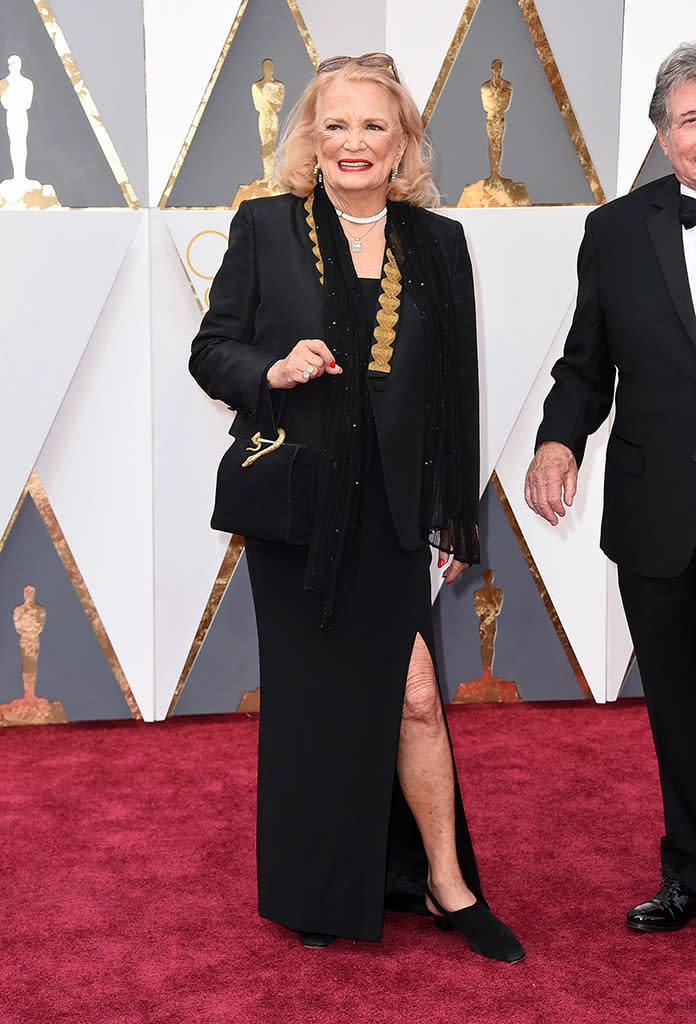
[35, 214, 154, 719]
[618, 0, 694, 196]
[0, 211, 139, 537]
[150, 211, 234, 719]
[606, 561, 635, 702]
[444, 206, 591, 491]
[496, 304, 610, 702]
[162, 210, 234, 311]
[144, 0, 236, 205]
[385, 0, 467, 114]
[304, 0, 387, 65]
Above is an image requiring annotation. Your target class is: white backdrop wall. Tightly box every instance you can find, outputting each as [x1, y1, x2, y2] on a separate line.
[0, 0, 693, 721]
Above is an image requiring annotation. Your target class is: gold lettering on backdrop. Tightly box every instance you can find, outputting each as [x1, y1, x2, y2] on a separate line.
[232, 59, 286, 206]
[458, 60, 531, 208]
[0, 586, 67, 725]
[185, 230, 228, 310]
[452, 570, 522, 703]
[0, 55, 60, 210]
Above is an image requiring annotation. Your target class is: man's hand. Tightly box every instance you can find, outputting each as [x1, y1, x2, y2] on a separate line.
[524, 442, 578, 526]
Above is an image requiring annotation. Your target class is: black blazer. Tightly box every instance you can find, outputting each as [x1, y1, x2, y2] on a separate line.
[536, 174, 696, 577]
[190, 193, 479, 551]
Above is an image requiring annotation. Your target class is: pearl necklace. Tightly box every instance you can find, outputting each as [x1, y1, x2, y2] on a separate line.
[334, 205, 387, 224]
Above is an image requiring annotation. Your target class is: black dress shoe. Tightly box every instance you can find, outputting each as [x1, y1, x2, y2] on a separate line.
[627, 876, 696, 932]
[425, 884, 525, 962]
[297, 931, 337, 948]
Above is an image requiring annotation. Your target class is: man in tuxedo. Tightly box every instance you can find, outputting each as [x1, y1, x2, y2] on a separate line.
[525, 42, 696, 932]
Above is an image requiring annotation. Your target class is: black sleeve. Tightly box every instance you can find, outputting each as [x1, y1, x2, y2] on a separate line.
[189, 201, 280, 426]
[535, 214, 616, 467]
[451, 220, 480, 520]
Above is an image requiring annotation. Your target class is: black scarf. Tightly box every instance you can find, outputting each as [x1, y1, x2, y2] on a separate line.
[303, 181, 480, 621]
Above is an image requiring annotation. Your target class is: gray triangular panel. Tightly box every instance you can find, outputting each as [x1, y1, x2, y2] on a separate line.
[0, 0, 126, 206]
[166, 0, 316, 207]
[619, 657, 644, 698]
[632, 137, 673, 191]
[433, 481, 586, 701]
[428, 0, 594, 205]
[46, 0, 147, 202]
[0, 497, 132, 720]
[172, 551, 260, 715]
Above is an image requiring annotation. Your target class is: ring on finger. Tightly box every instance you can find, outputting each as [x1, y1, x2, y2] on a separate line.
[301, 364, 315, 380]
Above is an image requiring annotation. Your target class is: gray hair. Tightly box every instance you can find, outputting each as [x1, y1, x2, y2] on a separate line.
[649, 41, 696, 134]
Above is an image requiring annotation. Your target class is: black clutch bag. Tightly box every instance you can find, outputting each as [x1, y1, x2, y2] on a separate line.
[211, 427, 316, 544]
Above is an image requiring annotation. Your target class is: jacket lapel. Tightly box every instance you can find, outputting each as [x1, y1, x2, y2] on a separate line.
[647, 175, 696, 347]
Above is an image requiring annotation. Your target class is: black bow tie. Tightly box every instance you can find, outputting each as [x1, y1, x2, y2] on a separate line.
[679, 194, 696, 229]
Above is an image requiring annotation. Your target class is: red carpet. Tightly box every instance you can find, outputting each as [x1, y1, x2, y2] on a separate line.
[2, 701, 695, 1024]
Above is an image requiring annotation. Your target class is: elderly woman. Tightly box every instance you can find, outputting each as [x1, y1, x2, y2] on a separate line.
[190, 53, 523, 961]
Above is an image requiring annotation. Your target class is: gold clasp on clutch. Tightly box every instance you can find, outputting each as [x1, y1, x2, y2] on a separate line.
[242, 428, 286, 467]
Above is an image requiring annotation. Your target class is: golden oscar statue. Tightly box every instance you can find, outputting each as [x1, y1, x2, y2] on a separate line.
[232, 59, 286, 206]
[0, 55, 60, 210]
[458, 59, 531, 208]
[0, 585, 67, 725]
[453, 570, 522, 703]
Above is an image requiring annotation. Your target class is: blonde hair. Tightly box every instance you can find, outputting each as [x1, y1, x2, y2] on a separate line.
[275, 61, 439, 208]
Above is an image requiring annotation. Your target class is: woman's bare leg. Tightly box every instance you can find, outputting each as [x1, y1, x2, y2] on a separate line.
[396, 633, 477, 912]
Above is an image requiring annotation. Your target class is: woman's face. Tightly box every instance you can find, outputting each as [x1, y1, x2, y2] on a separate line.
[313, 78, 407, 209]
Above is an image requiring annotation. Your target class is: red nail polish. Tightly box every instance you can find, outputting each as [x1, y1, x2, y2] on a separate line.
[330, 360, 336, 368]
[438, 557, 444, 568]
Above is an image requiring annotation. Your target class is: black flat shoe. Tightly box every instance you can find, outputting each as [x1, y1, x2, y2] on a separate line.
[297, 931, 337, 948]
[627, 876, 696, 932]
[425, 884, 525, 963]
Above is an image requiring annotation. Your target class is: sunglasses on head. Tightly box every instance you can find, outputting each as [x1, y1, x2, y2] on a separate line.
[316, 52, 400, 84]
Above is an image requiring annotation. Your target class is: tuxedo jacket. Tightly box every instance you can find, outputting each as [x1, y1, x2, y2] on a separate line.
[189, 193, 479, 550]
[536, 174, 696, 577]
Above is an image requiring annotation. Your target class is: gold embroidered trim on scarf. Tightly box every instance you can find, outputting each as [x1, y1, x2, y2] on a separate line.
[304, 193, 324, 284]
[369, 247, 401, 374]
[304, 191, 401, 375]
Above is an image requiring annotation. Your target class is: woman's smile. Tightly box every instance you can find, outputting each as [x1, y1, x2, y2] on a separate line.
[337, 159, 373, 170]
[314, 79, 406, 214]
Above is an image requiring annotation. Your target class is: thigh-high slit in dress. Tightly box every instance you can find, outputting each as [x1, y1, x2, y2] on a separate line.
[244, 279, 483, 942]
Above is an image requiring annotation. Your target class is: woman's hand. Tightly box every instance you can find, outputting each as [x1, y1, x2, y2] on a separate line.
[266, 339, 343, 390]
[438, 554, 470, 585]
[436, 527, 472, 584]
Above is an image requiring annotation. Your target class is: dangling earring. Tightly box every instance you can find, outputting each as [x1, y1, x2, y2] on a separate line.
[313, 163, 319, 176]
[390, 165, 399, 182]
[313, 163, 323, 186]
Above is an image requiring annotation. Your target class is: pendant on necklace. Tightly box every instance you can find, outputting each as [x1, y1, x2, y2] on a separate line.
[351, 237, 362, 253]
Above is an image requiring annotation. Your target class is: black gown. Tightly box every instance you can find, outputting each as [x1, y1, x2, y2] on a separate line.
[245, 280, 483, 941]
